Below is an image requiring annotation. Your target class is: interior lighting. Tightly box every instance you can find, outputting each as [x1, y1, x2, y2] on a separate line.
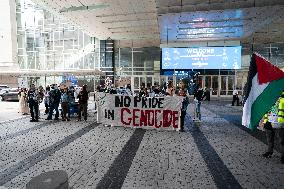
[59, 4, 109, 13]
[179, 25, 243, 31]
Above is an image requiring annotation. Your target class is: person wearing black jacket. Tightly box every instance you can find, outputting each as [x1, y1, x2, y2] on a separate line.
[46, 84, 61, 120]
[27, 84, 39, 122]
[194, 86, 203, 121]
[77, 84, 89, 121]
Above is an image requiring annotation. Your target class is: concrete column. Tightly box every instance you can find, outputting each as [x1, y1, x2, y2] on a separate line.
[0, 0, 19, 71]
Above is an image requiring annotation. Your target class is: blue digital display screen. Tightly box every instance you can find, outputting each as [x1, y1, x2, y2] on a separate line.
[162, 46, 241, 69]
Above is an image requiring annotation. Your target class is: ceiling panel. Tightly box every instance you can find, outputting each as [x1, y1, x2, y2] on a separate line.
[32, 0, 284, 48]
[159, 5, 284, 45]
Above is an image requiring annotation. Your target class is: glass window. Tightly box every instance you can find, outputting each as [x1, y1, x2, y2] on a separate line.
[198, 76, 203, 88]
[16, 0, 100, 72]
[134, 77, 139, 90]
[120, 48, 131, 68]
[133, 48, 145, 68]
[146, 77, 152, 88]
[140, 77, 145, 88]
[227, 76, 234, 95]
[153, 77, 160, 86]
[205, 76, 211, 89]
[212, 76, 218, 95]
[220, 76, 227, 95]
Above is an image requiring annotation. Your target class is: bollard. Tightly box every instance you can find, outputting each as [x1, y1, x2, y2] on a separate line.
[26, 170, 69, 189]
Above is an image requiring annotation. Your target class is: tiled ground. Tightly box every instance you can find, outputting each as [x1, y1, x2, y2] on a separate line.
[0, 100, 283, 189]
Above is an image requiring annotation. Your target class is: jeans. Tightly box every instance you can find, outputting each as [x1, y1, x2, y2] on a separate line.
[78, 103, 88, 120]
[47, 103, 59, 119]
[29, 101, 39, 120]
[61, 102, 69, 120]
[195, 101, 201, 120]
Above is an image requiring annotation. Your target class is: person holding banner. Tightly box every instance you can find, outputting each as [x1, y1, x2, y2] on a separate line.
[178, 80, 189, 132]
[166, 81, 175, 96]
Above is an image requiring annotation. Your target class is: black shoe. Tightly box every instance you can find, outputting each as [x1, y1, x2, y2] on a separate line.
[54, 118, 59, 121]
[262, 152, 273, 158]
[281, 157, 284, 164]
[30, 119, 36, 122]
[45, 118, 52, 120]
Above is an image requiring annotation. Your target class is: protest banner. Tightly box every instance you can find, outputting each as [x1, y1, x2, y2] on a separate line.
[96, 92, 184, 131]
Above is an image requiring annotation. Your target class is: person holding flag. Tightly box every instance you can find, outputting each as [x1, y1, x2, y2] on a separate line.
[261, 92, 284, 163]
[242, 53, 284, 163]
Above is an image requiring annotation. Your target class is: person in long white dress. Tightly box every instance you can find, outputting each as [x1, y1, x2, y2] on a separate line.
[19, 88, 29, 115]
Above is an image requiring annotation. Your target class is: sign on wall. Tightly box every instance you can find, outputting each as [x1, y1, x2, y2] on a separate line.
[96, 93, 184, 131]
[162, 46, 241, 69]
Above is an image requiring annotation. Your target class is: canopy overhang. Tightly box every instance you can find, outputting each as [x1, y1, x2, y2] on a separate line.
[0, 69, 105, 77]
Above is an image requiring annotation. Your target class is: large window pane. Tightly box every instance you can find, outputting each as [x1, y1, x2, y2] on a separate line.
[227, 76, 234, 95]
[120, 48, 131, 68]
[220, 76, 227, 95]
[16, 0, 99, 72]
[212, 76, 218, 95]
[205, 76, 211, 89]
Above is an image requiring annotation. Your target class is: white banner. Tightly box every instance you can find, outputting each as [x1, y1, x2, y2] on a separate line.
[96, 93, 184, 131]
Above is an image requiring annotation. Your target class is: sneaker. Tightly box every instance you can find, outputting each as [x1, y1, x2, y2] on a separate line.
[262, 152, 273, 158]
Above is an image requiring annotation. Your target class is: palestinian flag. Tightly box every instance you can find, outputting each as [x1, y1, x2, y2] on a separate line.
[242, 53, 284, 130]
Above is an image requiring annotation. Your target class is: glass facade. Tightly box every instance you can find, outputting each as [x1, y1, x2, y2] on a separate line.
[15, 0, 99, 71]
[114, 47, 160, 76]
[13, 0, 284, 94]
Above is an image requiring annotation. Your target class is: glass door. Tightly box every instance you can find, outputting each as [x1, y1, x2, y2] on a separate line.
[204, 75, 212, 95]
[220, 76, 227, 96]
[212, 76, 218, 96]
[227, 75, 234, 95]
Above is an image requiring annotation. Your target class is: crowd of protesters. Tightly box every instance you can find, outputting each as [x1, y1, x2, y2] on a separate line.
[17, 84, 89, 122]
[95, 79, 217, 131]
[18, 78, 213, 131]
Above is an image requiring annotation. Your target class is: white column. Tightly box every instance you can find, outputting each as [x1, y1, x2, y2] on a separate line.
[0, 0, 19, 70]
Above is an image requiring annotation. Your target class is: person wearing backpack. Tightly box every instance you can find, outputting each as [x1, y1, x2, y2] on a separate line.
[77, 84, 89, 121]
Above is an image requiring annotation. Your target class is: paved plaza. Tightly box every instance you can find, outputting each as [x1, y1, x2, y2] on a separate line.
[0, 100, 283, 189]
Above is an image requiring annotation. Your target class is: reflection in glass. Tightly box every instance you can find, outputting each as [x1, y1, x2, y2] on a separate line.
[16, 0, 97, 71]
[205, 76, 211, 89]
[220, 76, 227, 95]
[212, 76, 218, 95]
